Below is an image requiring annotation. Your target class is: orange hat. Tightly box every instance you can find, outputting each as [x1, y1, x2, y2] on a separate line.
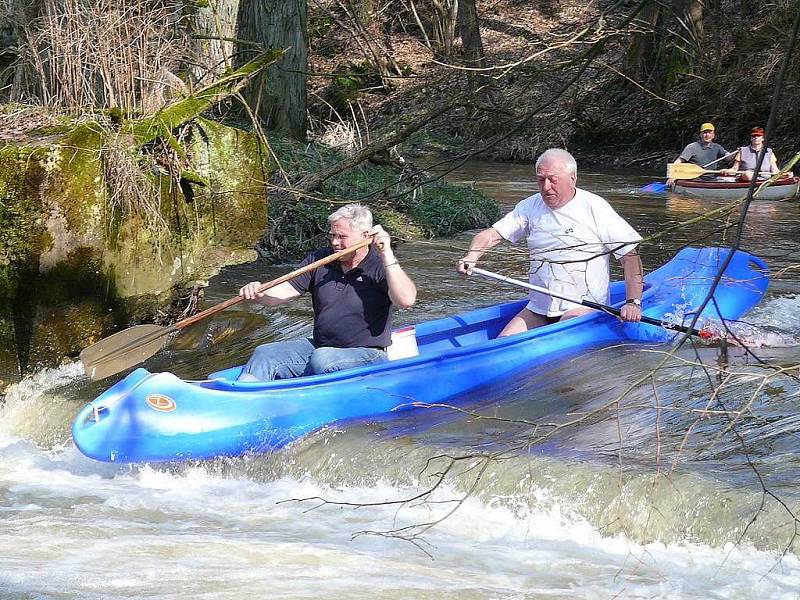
[700, 122, 715, 132]
[750, 126, 765, 136]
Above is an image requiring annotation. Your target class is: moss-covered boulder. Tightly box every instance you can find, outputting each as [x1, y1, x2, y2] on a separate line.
[0, 116, 272, 379]
[1, 119, 268, 297]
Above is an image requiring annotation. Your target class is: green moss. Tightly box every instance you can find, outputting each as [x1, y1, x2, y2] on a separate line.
[0, 146, 48, 264]
[107, 106, 126, 126]
[329, 60, 384, 113]
[51, 122, 107, 234]
[125, 50, 284, 146]
[180, 170, 209, 187]
[191, 116, 270, 247]
[0, 314, 17, 387]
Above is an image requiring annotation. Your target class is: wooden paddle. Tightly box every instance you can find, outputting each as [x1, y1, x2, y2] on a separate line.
[469, 267, 714, 339]
[80, 238, 372, 381]
[666, 162, 741, 181]
[641, 151, 737, 192]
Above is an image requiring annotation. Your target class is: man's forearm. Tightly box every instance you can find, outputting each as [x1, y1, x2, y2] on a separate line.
[621, 251, 643, 301]
[384, 260, 417, 308]
[462, 228, 503, 264]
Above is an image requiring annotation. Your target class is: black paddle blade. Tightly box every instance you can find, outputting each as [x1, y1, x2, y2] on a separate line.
[79, 324, 168, 381]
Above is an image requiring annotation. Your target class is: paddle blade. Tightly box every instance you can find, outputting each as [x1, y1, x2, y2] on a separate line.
[666, 162, 708, 180]
[640, 182, 668, 193]
[698, 328, 716, 340]
[80, 324, 168, 381]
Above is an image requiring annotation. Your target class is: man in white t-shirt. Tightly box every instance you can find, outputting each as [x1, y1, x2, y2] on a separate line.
[457, 148, 644, 337]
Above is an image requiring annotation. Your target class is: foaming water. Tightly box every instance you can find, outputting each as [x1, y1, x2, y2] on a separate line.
[1, 362, 86, 449]
[746, 293, 800, 338]
[1, 438, 799, 599]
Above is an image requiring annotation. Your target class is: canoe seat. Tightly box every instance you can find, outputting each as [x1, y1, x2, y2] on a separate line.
[387, 326, 419, 360]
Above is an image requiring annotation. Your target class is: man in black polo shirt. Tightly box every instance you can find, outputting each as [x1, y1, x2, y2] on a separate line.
[237, 204, 417, 381]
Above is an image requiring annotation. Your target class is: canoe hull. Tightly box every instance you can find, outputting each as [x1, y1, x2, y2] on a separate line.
[72, 247, 769, 463]
[672, 177, 799, 201]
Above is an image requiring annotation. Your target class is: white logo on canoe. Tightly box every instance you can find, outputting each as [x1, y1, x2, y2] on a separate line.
[146, 394, 176, 412]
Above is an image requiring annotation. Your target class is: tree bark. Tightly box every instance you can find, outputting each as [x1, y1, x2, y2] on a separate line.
[623, 0, 705, 92]
[457, 0, 488, 93]
[188, 0, 240, 76]
[683, 0, 704, 49]
[236, 0, 308, 141]
[623, 1, 663, 86]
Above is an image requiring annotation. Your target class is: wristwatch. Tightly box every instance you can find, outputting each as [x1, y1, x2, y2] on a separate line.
[625, 298, 642, 306]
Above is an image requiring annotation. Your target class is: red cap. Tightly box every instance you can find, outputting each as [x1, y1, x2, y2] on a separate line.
[750, 126, 765, 137]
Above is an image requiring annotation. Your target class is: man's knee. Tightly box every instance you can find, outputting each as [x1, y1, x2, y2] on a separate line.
[499, 309, 549, 337]
[306, 347, 341, 374]
[250, 343, 275, 362]
[242, 339, 313, 380]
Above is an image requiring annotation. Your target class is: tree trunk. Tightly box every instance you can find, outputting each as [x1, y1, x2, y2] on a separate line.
[623, 0, 705, 92]
[457, 0, 488, 93]
[236, 0, 308, 141]
[623, 1, 663, 86]
[188, 0, 240, 77]
[682, 0, 704, 50]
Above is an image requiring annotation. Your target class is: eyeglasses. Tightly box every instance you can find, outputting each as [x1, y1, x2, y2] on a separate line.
[751, 134, 763, 138]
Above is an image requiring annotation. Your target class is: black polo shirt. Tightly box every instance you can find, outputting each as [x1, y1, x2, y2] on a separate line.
[289, 246, 392, 348]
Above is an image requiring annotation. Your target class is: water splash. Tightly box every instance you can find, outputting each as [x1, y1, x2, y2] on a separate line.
[661, 294, 800, 348]
[748, 293, 800, 336]
[0, 361, 85, 449]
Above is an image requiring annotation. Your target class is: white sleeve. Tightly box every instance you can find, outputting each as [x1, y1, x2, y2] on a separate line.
[593, 200, 642, 259]
[492, 196, 533, 243]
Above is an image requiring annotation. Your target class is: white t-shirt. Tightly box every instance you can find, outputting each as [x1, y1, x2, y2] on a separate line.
[493, 188, 642, 316]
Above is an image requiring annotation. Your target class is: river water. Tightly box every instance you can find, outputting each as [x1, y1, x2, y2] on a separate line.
[2, 162, 800, 599]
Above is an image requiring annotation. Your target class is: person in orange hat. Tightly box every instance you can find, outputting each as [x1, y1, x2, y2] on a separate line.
[722, 126, 780, 181]
[667, 123, 732, 184]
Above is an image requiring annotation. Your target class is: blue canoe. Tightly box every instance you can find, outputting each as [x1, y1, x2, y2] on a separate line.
[72, 247, 769, 463]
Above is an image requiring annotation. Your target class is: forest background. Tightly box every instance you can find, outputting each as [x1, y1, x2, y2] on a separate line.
[2, 0, 798, 173]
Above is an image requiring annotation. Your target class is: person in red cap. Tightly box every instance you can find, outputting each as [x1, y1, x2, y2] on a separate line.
[722, 126, 780, 181]
[667, 122, 732, 184]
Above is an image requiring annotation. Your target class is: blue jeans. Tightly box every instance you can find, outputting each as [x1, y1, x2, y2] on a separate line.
[240, 338, 388, 381]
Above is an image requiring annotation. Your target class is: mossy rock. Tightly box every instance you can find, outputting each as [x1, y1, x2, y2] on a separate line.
[0, 145, 51, 265]
[0, 115, 272, 378]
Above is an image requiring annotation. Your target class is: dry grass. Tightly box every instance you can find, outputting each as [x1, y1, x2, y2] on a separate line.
[101, 132, 170, 248]
[9, 0, 190, 113]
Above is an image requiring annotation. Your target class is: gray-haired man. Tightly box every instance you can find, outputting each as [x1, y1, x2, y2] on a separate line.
[457, 148, 644, 336]
[239, 204, 416, 380]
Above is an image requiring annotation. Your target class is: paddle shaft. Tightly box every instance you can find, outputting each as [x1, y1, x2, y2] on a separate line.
[701, 150, 738, 168]
[82, 238, 372, 371]
[469, 267, 706, 338]
[170, 238, 372, 334]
